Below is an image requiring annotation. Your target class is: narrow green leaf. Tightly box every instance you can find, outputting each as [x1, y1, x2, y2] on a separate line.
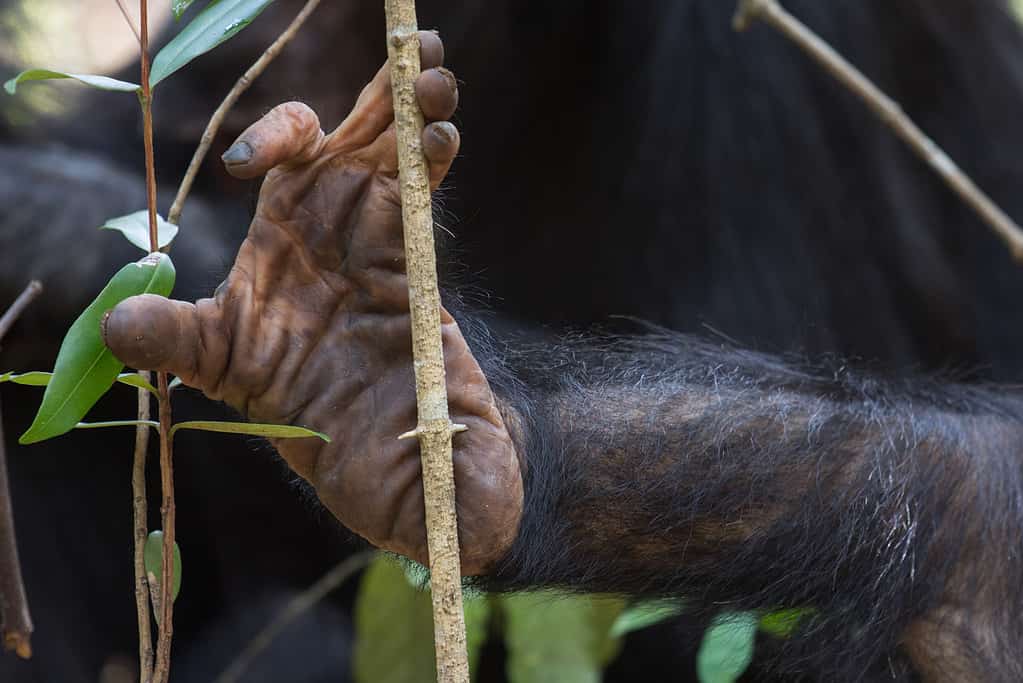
[501, 592, 627, 683]
[759, 608, 814, 639]
[353, 556, 491, 682]
[144, 530, 183, 602]
[19, 253, 175, 445]
[7, 371, 53, 386]
[610, 600, 685, 638]
[696, 612, 758, 683]
[150, 0, 275, 87]
[4, 69, 140, 95]
[75, 420, 159, 430]
[173, 0, 199, 19]
[101, 210, 179, 252]
[1, 371, 157, 394]
[114, 373, 159, 395]
[170, 420, 329, 442]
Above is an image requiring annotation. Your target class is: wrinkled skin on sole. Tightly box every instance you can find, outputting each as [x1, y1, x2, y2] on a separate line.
[102, 33, 523, 575]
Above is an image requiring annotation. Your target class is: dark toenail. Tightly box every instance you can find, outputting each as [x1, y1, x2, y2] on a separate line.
[222, 141, 253, 165]
[436, 67, 457, 93]
[432, 122, 455, 144]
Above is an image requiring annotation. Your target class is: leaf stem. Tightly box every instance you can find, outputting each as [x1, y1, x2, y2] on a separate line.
[138, 3, 176, 682]
[139, 0, 159, 254]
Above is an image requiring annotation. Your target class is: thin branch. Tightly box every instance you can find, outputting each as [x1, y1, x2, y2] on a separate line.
[139, 0, 159, 254]
[733, 0, 1023, 262]
[0, 282, 42, 660]
[0, 281, 42, 343]
[114, 0, 143, 48]
[213, 551, 376, 683]
[167, 0, 324, 225]
[138, 2, 177, 682]
[151, 372, 175, 683]
[384, 2, 470, 682]
[132, 372, 153, 683]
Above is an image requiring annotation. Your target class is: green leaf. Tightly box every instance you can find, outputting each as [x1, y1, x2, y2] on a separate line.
[173, 0, 200, 19]
[3, 371, 53, 386]
[501, 592, 627, 683]
[144, 530, 183, 602]
[114, 373, 159, 395]
[4, 69, 140, 95]
[150, 0, 275, 87]
[18, 253, 175, 445]
[353, 556, 491, 682]
[101, 211, 179, 252]
[75, 420, 159, 431]
[759, 608, 814, 639]
[170, 420, 330, 442]
[696, 612, 758, 683]
[1, 371, 158, 395]
[610, 600, 685, 638]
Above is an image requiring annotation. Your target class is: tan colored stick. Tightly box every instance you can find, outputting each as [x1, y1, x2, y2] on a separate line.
[734, 0, 1023, 262]
[383, 2, 470, 682]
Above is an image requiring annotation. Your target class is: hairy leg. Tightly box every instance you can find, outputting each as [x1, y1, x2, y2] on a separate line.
[99, 32, 1023, 682]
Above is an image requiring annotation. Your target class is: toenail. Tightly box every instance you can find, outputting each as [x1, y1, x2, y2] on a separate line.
[222, 141, 253, 165]
[432, 122, 455, 144]
[437, 67, 457, 93]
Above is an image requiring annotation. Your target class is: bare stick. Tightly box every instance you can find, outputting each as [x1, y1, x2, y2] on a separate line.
[213, 551, 376, 683]
[167, 0, 324, 225]
[733, 0, 1023, 262]
[384, 3, 470, 682]
[0, 281, 42, 343]
[132, 372, 153, 683]
[0, 282, 41, 660]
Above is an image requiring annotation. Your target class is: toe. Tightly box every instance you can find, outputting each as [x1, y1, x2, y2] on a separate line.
[223, 102, 324, 179]
[415, 67, 458, 122]
[423, 121, 460, 188]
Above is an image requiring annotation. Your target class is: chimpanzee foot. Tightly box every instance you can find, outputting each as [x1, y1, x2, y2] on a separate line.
[103, 32, 523, 575]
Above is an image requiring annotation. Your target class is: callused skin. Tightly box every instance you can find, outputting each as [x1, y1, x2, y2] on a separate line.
[102, 33, 523, 575]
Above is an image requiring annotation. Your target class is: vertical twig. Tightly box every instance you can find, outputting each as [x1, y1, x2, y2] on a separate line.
[167, 0, 324, 225]
[151, 372, 175, 683]
[138, 2, 176, 682]
[0, 281, 42, 661]
[384, 3, 470, 682]
[132, 372, 153, 683]
[733, 0, 1023, 262]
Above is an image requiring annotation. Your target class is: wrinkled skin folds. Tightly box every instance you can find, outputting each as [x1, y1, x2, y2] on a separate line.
[102, 33, 523, 575]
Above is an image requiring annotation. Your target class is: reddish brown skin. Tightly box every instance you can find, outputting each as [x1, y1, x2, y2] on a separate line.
[102, 33, 523, 575]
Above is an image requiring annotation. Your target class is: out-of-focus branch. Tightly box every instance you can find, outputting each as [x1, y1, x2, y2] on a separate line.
[213, 552, 376, 683]
[734, 0, 1023, 262]
[0, 281, 43, 660]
